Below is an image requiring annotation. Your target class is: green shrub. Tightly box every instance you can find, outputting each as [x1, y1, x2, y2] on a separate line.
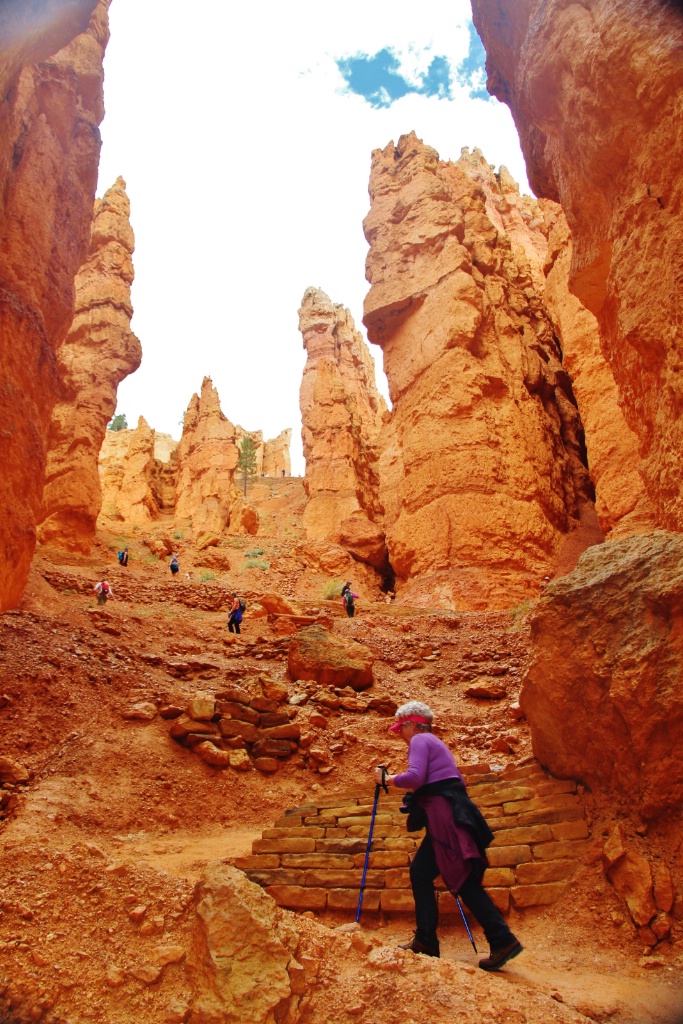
[508, 599, 534, 630]
[143, 554, 159, 564]
[245, 548, 265, 558]
[245, 559, 270, 570]
[173, 531, 184, 540]
[198, 569, 216, 582]
[322, 579, 345, 600]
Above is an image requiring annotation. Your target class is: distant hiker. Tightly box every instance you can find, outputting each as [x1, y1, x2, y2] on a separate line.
[94, 580, 113, 606]
[117, 547, 129, 567]
[379, 701, 523, 970]
[169, 553, 179, 576]
[341, 582, 358, 618]
[228, 593, 243, 634]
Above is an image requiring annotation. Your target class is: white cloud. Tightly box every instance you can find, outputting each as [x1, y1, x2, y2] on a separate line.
[98, 0, 530, 476]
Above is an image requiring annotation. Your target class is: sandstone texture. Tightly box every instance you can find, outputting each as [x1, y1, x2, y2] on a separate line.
[299, 287, 388, 568]
[288, 625, 374, 691]
[471, 0, 683, 529]
[98, 417, 176, 525]
[459, 147, 655, 542]
[363, 133, 596, 609]
[542, 207, 656, 540]
[263, 429, 292, 478]
[521, 532, 683, 818]
[189, 864, 299, 1024]
[175, 378, 240, 537]
[0, 0, 108, 608]
[37, 177, 142, 551]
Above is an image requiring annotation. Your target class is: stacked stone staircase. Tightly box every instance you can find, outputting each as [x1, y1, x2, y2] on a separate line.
[237, 759, 588, 915]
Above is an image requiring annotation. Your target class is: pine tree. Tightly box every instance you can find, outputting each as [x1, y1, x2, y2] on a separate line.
[108, 413, 128, 431]
[237, 435, 258, 497]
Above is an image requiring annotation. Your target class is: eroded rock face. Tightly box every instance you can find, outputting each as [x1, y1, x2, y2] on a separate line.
[521, 532, 683, 818]
[38, 176, 142, 551]
[363, 133, 596, 609]
[263, 429, 292, 478]
[189, 864, 299, 1024]
[471, 0, 683, 529]
[98, 417, 171, 525]
[0, 0, 108, 608]
[542, 209, 656, 539]
[175, 378, 240, 537]
[299, 287, 387, 567]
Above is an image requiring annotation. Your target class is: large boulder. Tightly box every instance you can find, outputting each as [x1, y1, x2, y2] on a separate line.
[189, 864, 299, 1024]
[288, 625, 374, 691]
[521, 532, 683, 818]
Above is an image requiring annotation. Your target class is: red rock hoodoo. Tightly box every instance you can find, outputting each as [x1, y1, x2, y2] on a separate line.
[363, 132, 597, 609]
[471, 0, 683, 529]
[37, 176, 142, 552]
[0, 0, 108, 610]
[175, 377, 241, 538]
[299, 287, 388, 570]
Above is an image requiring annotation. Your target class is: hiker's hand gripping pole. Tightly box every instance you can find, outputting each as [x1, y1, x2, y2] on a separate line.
[356, 765, 389, 923]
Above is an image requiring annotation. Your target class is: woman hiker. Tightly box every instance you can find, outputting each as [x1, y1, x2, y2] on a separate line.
[375, 700, 523, 971]
[340, 581, 358, 618]
[227, 594, 243, 634]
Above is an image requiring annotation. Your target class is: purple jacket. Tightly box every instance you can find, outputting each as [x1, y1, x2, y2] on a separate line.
[395, 733, 486, 894]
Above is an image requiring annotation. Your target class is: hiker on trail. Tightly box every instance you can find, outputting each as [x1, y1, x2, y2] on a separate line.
[93, 580, 114, 606]
[340, 581, 358, 618]
[227, 593, 243, 634]
[375, 701, 523, 972]
[117, 547, 129, 567]
[169, 553, 179, 576]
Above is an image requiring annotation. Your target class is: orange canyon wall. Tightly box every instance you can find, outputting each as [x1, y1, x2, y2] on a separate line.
[471, 0, 683, 529]
[0, 0, 108, 609]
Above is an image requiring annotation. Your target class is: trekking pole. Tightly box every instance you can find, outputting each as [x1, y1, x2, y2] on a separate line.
[356, 765, 389, 923]
[455, 894, 478, 953]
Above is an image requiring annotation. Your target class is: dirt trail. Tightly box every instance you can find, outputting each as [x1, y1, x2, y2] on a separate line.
[0, 479, 681, 1024]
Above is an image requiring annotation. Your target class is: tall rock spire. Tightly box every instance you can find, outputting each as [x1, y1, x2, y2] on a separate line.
[363, 132, 598, 609]
[0, 0, 108, 607]
[37, 176, 142, 552]
[299, 287, 388, 568]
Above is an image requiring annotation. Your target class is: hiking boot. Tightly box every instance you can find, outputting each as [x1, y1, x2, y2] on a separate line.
[398, 934, 440, 957]
[478, 938, 523, 971]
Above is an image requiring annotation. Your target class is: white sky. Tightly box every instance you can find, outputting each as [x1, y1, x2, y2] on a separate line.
[97, 0, 530, 475]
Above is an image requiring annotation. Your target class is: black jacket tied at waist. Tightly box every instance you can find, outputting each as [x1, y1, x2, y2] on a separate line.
[400, 778, 494, 858]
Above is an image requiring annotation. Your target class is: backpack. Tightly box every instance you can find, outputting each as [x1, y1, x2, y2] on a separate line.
[344, 591, 354, 610]
[238, 598, 246, 613]
[117, 551, 124, 564]
[101, 582, 110, 595]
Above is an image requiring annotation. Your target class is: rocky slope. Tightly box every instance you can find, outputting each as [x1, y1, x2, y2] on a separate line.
[0, 0, 108, 610]
[37, 177, 142, 552]
[471, 0, 683, 529]
[363, 132, 597, 609]
[299, 287, 388, 570]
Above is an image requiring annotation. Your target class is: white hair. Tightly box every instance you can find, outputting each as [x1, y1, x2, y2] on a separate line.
[395, 701, 434, 722]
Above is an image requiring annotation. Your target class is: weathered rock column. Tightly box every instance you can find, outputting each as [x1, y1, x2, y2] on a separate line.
[38, 176, 142, 551]
[363, 132, 596, 609]
[299, 287, 388, 569]
[0, 0, 108, 608]
[471, 0, 683, 529]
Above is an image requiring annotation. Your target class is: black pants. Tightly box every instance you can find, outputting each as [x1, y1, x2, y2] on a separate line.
[410, 834, 514, 951]
[228, 616, 241, 634]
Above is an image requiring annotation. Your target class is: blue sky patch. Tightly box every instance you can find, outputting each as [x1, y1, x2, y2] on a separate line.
[336, 21, 489, 108]
[456, 22, 489, 101]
